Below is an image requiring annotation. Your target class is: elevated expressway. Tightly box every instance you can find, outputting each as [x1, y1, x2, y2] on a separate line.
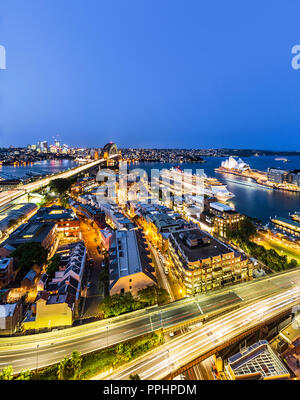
[0, 153, 119, 208]
[0, 268, 300, 375]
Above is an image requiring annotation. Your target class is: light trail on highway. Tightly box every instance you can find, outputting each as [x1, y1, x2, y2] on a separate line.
[106, 286, 299, 380]
[0, 267, 300, 375]
[0, 154, 119, 208]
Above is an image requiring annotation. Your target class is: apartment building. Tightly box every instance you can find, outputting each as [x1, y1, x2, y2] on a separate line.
[109, 229, 156, 296]
[168, 228, 252, 295]
[29, 206, 80, 237]
[22, 242, 86, 331]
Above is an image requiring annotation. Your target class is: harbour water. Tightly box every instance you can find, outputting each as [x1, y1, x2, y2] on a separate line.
[0, 159, 78, 180]
[132, 155, 300, 224]
[0, 155, 299, 223]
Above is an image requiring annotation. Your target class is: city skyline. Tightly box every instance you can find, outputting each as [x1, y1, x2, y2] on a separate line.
[1, 0, 300, 150]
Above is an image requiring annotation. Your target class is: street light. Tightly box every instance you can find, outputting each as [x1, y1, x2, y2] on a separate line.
[36, 344, 40, 374]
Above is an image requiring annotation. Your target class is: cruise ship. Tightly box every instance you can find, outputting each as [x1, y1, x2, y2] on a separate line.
[158, 167, 235, 201]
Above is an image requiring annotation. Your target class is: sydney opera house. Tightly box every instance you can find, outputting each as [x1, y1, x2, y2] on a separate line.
[220, 156, 250, 171]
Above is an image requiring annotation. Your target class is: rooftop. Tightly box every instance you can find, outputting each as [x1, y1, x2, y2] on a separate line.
[6, 222, 55, 246]
[30, 206, 77, 222]
[227, 340, 290, 380]
[272, 217, 300, 229]
[210, 202, 234, 212]
[171, 228, 234, 262]
[109, 229, 154, 286]
[0, 303, 17, 318]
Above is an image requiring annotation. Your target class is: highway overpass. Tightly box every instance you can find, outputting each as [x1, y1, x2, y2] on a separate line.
[0, 267, 300, 375]
[105, 284, 298, 380]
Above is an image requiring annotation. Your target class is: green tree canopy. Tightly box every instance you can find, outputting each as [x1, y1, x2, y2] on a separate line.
[100, 286, 170, 318]
[49, 177, 76, 196]
[129, 374, 141, 380]
[16, 369, 32, 380]
[46, 254, 61, 278]
[11, 242, 48, 272]
[0, 366, 13, 380]
[57, 351, 82, 380]
[138, 285, 169, 306]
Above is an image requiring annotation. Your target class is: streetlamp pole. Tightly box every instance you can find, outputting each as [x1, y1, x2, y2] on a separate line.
[36, 344, 40, 374]
[106, 325, 109, 347]
[160, 311, 163, 330]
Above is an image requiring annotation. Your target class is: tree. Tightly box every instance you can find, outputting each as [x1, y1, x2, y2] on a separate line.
[49, 177, 76, 196]
[129, 374, 141, 380]
[101, 292, 138, 318]
[57, 356, 69, 380]
[70, 351, 82, 380]
[47, 254, 61, 278]
[16, 369, 32, 380]
[155, 287, 170, 305]
[238, 217, 257, 240]
[289, 259, 298, 269]
[138, 285, 169, 306]
[0, 366, 13, 380]
[11, 242, 48, 273]
[57, 352, 82, 380]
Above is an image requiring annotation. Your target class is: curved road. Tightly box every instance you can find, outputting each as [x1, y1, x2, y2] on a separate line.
[0, 267, 300, 374]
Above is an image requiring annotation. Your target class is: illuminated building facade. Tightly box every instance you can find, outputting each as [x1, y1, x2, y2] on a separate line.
[168, 228, 252, 295]
[6, 222, 56, 250]
[208, 202, 244, 237]
[22, 242, 86, 331]
[109, 229, 156, 296]
[271, 217, 300, 237]
[30, 206, 80, 237]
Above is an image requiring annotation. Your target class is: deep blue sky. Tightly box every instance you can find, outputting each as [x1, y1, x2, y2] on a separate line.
[1, 0, 300, 150]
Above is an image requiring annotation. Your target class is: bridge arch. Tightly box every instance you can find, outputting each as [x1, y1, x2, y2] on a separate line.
[102, 142, 118, 156]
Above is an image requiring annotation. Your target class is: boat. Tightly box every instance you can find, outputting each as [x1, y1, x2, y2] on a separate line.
[274, 157, 289, 162]
[158, 167, 235, 201]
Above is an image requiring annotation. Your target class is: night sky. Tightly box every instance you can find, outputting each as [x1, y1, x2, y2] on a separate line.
[1, 0, 300, 150]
